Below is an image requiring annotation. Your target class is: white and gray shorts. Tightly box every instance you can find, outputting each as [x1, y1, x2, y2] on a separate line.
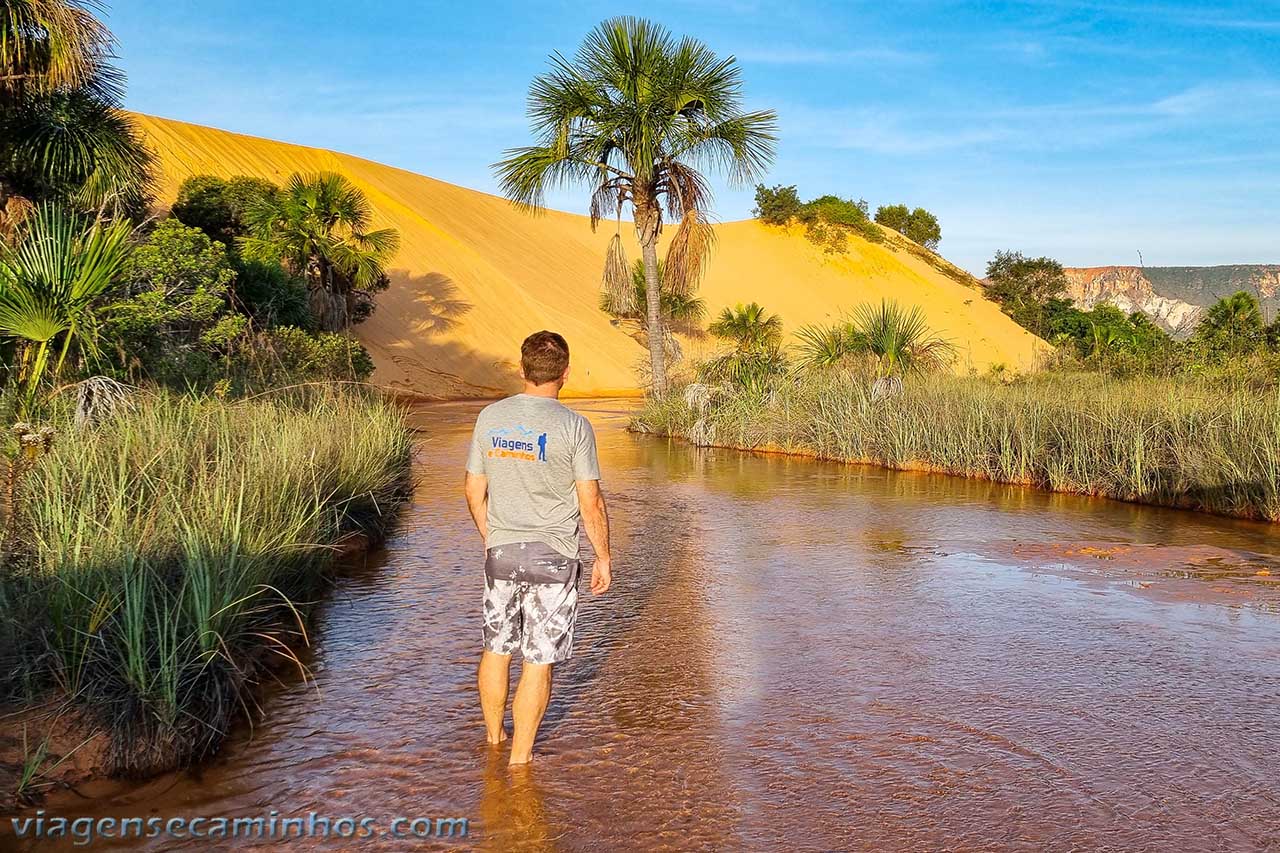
[482, 541, 581, 665]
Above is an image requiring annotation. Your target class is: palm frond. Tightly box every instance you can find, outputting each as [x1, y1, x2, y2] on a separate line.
[663, 207, 715, 297]
[794, 322, 853, 372]
[492, 145, 593, 212]
[709, 302, 783, 352]
[0, 0, 114, 95]
[600, 233, 632, 314]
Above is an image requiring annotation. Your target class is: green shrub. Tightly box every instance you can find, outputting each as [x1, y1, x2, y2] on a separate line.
[875, 204, 941, 250]
[231, 258, 312, 329]
[753, 184, 802, 226]
[170, 175, 279, 244]
[752, 186, 882, 250]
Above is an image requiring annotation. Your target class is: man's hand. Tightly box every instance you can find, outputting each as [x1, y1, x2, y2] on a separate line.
[576, 479, 612, 595]
[589, 557, 612, 595]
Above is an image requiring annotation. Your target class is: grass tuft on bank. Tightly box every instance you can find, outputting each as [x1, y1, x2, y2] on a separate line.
[634, 370, 1280, 521]
[0, 388, 412, 779]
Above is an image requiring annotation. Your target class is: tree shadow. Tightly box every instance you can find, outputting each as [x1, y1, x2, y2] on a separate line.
[373, 270, 522, 397]
[386, 269, 473, 336]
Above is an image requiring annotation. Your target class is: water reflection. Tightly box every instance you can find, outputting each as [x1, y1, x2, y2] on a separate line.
[7, 399, 1280, 851]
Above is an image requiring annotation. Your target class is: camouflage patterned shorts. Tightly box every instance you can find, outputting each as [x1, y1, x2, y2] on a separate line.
[482, 541, 581, 665]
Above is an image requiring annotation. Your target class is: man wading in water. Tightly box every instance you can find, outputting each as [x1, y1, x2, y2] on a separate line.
[464, 331, 613, 765]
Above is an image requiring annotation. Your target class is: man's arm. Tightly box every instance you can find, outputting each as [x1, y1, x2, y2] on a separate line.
[464, 471, 489, 544]
[576, 479, 612, 595]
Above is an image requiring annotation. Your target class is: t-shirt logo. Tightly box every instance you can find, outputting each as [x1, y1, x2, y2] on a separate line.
[487, 426, 549, 463]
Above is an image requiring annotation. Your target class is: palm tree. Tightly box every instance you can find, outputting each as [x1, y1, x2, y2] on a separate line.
[1, 0, 151, 226]
[708, 302, 782, 352]
[0, 201, 133, 407]
[1193, 290, 1265, 356]
[701, 302, 786, 392]
[4, 87, 152, 221]
[795, 300, 954, 396]
[494, 17, 777, 394]
[848, 300, 955, 382]
[0, 0, 114, 96]
[240, 172, 400, 331]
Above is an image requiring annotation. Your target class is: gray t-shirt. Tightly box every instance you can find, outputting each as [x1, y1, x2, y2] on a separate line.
[465, 394, 601, 558]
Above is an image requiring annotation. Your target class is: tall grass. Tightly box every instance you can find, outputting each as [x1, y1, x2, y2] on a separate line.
[634, 370, 1280, 521]
[0, 388, 412, 776]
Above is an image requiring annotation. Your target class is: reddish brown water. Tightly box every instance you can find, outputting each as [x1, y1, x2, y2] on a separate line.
[8, 400, 1280, 851]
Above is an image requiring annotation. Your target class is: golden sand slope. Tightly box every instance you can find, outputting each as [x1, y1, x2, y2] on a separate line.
[133, 114, 1044, 398]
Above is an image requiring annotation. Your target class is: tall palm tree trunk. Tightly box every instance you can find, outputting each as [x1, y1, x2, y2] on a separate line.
[634, 195, 667, 394]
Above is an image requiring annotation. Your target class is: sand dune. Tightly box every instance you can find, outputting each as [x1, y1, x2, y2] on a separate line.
[133, 113, 1045, 398]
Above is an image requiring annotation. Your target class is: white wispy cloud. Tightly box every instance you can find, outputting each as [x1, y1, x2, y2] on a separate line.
[778, 78, 1280, 155]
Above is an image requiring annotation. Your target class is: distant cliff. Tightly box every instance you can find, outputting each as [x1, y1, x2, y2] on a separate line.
[1063, 265, 1280, 336]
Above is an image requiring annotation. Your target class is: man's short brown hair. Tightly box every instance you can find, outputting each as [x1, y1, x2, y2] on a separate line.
[521, 331, 570, 385]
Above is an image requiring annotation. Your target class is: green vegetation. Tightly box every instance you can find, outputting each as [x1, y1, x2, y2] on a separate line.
[0, 203, 133, 406]
[636, 368, 1280, 522]
[699, 302, 787, 393]
[1, 0, 152, 227]
[874, 204, 941, 250]
[170, 175, 279, 244]
[649, 286, 1280, 522]
[795, 300, 955, 380]
[753, 184, 882, 251]
[0, 388, 412, 776]
[983, 250, 1069, 336]
[495, 15, 777, 394]
[0, 3, 413, 801]
[984, 248, 1280, 380]
[240, 172, 399, 332]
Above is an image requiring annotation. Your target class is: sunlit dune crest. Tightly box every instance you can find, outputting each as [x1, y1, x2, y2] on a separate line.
[133, 113, 1046, 398]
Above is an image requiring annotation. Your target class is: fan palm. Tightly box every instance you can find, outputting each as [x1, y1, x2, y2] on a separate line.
[240, 172, 400, 331]
[1192, 290, 1265, 355]
[848, 300, 955, 378]
[702, 302, 786, 392]
[0, 201, 133, 406]
[1, 0, 115, 97]
[3, 86, 151, 219]
[708, 302, 783, 352]
[1, 1, 150, 224]
[795, 300, 954, 382]
[494, 16, 777, 393]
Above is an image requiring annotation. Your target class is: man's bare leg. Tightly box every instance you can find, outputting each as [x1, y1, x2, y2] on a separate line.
[478, 650, 511, 744]
[509, 662, 553, 765]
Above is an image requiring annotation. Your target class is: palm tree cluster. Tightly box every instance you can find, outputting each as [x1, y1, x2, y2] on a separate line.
[495, 16, 776, 393]
[240, 172, 399, 331]
[0, 0, 152, 229]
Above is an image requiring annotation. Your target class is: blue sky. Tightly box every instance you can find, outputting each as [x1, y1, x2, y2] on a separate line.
[104, 1, 1279, 273]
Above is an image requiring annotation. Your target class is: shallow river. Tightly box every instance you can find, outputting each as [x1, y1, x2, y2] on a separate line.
[10, 400, 1280, 851]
